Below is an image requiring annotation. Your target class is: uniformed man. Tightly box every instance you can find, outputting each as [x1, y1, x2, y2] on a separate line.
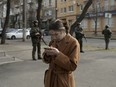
[75, 23, 85, 53]
[102, 25, 112, 50]
[30, 20, 42, 60]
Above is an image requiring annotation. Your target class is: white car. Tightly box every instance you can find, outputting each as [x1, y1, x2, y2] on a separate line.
[6, 29, 30, 39]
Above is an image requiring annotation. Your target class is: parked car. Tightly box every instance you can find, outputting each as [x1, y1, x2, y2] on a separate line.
[6, 28, 16, 33]
[6, 29, 30, 39]
[0, 28, 16, 37]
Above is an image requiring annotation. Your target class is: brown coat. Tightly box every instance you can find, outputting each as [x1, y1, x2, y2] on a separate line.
[43, 34, 80, 87]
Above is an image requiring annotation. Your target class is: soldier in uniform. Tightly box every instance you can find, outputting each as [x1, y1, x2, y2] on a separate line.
[102, 25, 112, 50]
[30, 20, 42, 60]
[75, 23, 85, 53]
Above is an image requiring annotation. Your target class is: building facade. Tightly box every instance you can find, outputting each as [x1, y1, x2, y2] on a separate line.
[56, 0, 85, 29]
[81, 0, 116, 35]
[56, 0, 116, 35]
[0, 0, 116, 34]
[41, 0, 56, 29]
[0, 0, 38, 29]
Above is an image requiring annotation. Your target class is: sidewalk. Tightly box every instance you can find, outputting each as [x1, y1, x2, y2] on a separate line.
[0, 34, 116, 65]
[0, 50, 23, 65]
[85, 32, 116, 40]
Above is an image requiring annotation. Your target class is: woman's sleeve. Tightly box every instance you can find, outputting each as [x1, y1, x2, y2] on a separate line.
[53, 41, 80, 71]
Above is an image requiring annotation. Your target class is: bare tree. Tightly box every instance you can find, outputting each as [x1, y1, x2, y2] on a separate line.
[1, 0, 11, 44]
[90, 0, 100, 35]
[70, 0, 93, 35]
[37, 0, 42, 28]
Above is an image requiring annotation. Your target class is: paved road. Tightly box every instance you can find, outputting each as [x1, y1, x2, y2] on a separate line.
[0, 37, 116, 87]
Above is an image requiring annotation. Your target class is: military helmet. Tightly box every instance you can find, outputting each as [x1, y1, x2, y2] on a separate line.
[32, 20, 38, 24]
[105, 25, 109, 28]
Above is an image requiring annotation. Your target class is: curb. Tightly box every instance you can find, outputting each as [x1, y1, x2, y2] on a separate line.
[86, 37, 116, 40]
[0, 55, 23, 65]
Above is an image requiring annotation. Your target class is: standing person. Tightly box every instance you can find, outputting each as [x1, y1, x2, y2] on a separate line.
[42, 19, 80, 87]
[30, 20, 42, 60]
[102, 25, 112, 50]
[75, 23, 85, 53]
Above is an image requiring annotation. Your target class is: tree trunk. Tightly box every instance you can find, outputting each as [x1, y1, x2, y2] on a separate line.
[70, 0, 93, 35]
[1, 0, 11, 44]
[37, 0, 42, 28]
[22, 0, 26, 42]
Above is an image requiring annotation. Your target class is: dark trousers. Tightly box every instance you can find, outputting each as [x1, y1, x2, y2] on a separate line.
[104, 37, 110, 50]
[77, 39, 83, 51]
[32, 42, 41, 59]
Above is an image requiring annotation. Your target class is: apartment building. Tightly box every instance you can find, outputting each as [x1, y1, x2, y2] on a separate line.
[41, 0, 56, 29]
[0, 0, 38, 28]
[57, 0, 83, 27]
[82, 0, 116, 35]
[56, 0, 116, 34]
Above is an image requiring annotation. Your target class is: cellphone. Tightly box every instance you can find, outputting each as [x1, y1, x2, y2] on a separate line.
[44, 47, 52, 50]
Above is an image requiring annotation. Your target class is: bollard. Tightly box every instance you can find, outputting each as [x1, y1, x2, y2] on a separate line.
[13, 57, 15, 61]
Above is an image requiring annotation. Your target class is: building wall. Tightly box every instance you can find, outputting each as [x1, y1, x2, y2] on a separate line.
[42, 0, 56, 20]
[57, 0, 84, 28]
[56, 0, 116, 35]
[81, 0, 116, 35]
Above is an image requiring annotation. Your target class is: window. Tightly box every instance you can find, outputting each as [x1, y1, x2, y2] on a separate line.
[49, 0, 52, 6]
[45, 11, 48, 16]
[69, 5, 74, 12]
[104, 0, 109, 11]
[80, 5, 83, 11]
[110, 0, 115, 5]
[61, 0, 66, 2]
[45, 10, 52, 16]
[61, 8, 63, 13]
[48, 10, 52, 15]
[18, 30, 23, 33]
[64, 7, 67, 13]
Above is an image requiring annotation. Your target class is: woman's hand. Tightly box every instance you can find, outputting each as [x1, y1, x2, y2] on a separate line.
[43, 47, 59, 57]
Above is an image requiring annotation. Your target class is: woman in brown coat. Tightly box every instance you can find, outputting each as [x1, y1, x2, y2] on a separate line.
[43, 19, 80, 87]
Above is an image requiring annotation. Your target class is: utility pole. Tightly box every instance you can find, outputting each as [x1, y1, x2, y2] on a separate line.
[23, 0, 27, 42]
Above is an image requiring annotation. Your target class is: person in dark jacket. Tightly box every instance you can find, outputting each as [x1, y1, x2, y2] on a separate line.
[75, 23, 85, 53]
[30, 20, 42, 60]
[102, 25, 112, 50]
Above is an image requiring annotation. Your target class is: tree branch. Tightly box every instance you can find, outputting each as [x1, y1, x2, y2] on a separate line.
[70, 0, 93, 35]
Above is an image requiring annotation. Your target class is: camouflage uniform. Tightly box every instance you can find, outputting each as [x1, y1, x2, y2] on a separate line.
[102, 25, 112, 50]
[75, 26, 84, 53]
[30, 26, 42, 60]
